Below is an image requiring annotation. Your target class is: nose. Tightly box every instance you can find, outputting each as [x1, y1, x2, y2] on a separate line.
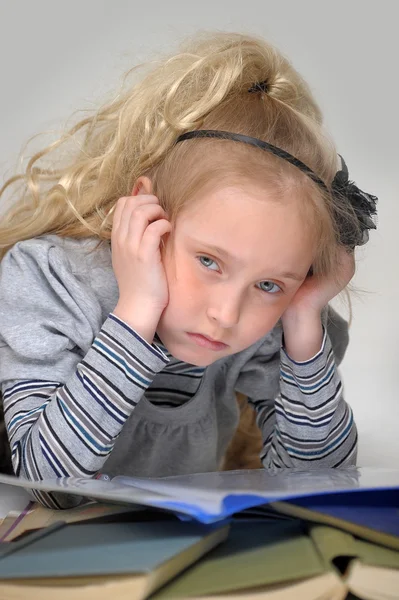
[206, 286, 242, 329]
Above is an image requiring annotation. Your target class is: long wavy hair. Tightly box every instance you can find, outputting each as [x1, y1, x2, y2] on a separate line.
[0, 32, 360, 276]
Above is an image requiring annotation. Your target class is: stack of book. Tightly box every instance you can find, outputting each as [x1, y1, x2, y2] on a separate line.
[0, 467, 398, 600]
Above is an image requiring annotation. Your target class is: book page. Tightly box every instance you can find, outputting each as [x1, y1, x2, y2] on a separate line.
[1, 467, 399, 523]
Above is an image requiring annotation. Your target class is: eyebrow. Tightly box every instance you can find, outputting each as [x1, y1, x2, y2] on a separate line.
[190, 239, 305, 282]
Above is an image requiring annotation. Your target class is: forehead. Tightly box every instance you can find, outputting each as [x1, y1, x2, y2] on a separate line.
[176, 185, 315, 272]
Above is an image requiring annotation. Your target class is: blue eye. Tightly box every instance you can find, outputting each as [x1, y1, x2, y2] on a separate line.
[199, 256, 219, 271]
[257, 281, 281, 294]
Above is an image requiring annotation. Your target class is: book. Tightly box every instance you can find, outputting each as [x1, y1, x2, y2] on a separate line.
[151, 520, 399, 600]
[0, 519, 229, 600]
[0, 501, 143, 543]
[1, 467, 399, 523]
[270, 489, 399, 551]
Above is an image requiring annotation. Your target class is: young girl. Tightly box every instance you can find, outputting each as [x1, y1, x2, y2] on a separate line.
[0, 32, 376, 508]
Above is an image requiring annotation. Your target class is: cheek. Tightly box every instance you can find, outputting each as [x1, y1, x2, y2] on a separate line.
[239, 293, 296, 347]
[163, 254, 203, 314]
[241, 307, 281, 343]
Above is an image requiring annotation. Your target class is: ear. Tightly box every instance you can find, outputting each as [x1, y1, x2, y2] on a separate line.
[131, 175, 153, 196]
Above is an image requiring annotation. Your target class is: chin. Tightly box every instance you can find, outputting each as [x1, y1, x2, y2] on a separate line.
[171, 346, 218, 367]
[166, 339, 227, 367]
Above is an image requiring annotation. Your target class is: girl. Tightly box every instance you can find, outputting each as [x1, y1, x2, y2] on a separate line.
[0, 32, 376, 508]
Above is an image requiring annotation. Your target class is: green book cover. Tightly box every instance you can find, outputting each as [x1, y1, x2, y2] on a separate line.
[153, 520, 328, 598]
[153, 520, 399, 600]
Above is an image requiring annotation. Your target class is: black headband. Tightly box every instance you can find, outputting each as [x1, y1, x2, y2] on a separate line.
[176, 129, 377, 247]
[177, 130, 328, 191]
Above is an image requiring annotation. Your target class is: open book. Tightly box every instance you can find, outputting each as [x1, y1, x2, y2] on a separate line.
[1, 467, 399, 523]
[152, 520, 399, 600]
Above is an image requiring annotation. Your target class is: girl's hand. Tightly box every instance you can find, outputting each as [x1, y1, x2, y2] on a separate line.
[281, 248, 355, 361]
[284, 248, 355, 317]
[111, 194, 172, 343]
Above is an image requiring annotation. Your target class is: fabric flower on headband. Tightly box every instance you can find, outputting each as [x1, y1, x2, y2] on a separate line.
[331, 156, 377, 248]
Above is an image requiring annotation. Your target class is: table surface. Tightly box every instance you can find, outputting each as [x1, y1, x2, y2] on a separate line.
[0, 483, 31, 519]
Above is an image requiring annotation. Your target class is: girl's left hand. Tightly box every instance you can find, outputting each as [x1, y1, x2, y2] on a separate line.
[281, 248, 355, 361]
[283, 247, 355, 319]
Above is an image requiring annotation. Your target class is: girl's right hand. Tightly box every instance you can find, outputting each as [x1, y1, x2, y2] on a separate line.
[111, 194, 172, 343]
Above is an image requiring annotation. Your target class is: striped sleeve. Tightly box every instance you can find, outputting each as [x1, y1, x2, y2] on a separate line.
[2, 313, 169, 508]
[250, 329, 357, 471]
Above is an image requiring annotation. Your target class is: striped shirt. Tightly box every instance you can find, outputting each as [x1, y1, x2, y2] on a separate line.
[0, 236, 357, 508]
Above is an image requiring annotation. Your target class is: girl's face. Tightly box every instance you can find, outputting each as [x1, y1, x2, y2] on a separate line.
[157, 184, 315, 366]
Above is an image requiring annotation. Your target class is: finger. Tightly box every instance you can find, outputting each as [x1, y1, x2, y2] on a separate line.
[115, 197, 162, 246]
[140, 219, 172, 258]
[337, 247, 356, 284]
[112, 195, 160, 237]
[127, 204, 168, 251]
[111, 196, 128, 238]
[128, 194, 160, 206]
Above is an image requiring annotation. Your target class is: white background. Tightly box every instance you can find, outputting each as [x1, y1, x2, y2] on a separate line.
[0, 0, 397, 466]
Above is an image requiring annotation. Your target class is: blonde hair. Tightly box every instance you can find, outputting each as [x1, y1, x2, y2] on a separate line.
[0, 31, 359, 275]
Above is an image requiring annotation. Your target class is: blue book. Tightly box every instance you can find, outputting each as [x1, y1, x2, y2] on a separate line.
[270, 489, 399, 550]
[0, 519, 229, 600]
[1, 467, 399, 524]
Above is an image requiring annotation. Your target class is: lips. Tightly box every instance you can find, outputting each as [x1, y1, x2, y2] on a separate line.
[186, 332, 228, 351]
[199, 333, 222, 343]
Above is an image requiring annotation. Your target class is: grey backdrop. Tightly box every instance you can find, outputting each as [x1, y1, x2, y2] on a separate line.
[0, 0, 397, 465]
